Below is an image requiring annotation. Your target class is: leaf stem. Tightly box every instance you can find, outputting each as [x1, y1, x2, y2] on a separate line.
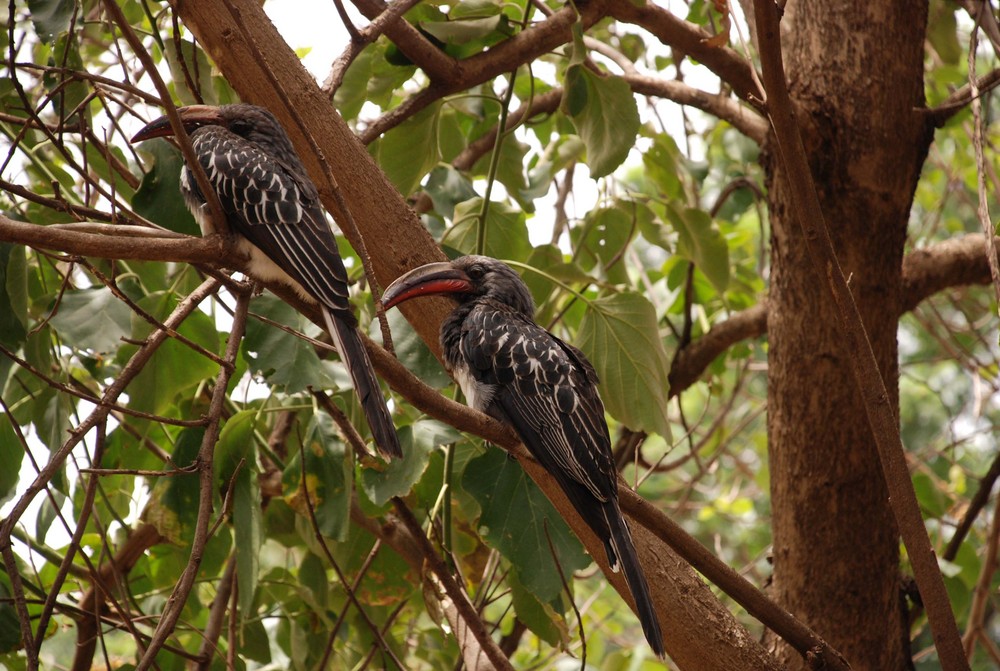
[503, 259, 593, 307]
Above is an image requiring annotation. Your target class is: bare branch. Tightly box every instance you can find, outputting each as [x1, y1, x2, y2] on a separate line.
[625, 73, 768, 143]
[0, 214, 231, 264]
[608, 0, 762, 110]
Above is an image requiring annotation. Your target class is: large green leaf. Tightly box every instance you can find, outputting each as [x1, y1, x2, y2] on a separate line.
[283, 414, 352, 541]
[462, 448, 589, 602]
[360, 420, 459, 505]
[0, 414, 24, 507]
[242, 294, 336, 394]
[121, 293, 219, 416]
[145, 428, 203, 544]
[49, 287, 132, 354]
[216, 411, 263, 617]
[131, 139, 200, 236]
[377, 309, 451, 390]
[162, 38, 219, 106]
[927, 3, 961, 66]
[0, 576, 22, 653]
[420, 16, 503, 44]
[334, 48, 374, 121]
[233, 460, 264, 617]
[0, 243, 27, 350]
[375, 102, 441, 197]
[571, 206, 636, 284]
[423, 165, 478, 221]
[641, 132, 686, 201]
[508, 566, 566, 647]
[443, 197, 532, 261]
[577, 292, 672, 438]
[27, 0, 73, 44]
[665, 204, 730, 293]
[562, 65, 640, 178]
[471, 133, 531, 212]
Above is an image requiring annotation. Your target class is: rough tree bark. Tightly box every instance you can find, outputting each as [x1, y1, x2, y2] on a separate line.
[764, 1, 934, 668]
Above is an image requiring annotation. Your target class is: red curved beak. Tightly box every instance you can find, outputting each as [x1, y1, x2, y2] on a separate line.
[381, 262, 473, 310]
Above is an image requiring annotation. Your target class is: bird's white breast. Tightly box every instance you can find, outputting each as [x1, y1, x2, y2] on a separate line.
[452, 360, 495, 412]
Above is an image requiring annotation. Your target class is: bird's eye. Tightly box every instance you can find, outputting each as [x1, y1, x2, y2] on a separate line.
[230, 119, 253, 137]
[467, 265, 484, 280]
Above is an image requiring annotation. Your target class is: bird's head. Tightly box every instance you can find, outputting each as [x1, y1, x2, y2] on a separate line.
[382, 255, 535, 317]
[131, 103, 297, 159]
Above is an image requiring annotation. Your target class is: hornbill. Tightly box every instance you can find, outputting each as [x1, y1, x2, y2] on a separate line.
[381, 255, 665, 657]
[132, 103, 401, 460]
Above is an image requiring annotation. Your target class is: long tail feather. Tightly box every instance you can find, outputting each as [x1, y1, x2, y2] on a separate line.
[322, 307, 402, 459]
[605, 500, 665, 658]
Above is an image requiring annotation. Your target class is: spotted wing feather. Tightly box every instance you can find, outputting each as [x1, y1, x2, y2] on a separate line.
[184, 126, 352, 315]
[460, 300, 617, 506]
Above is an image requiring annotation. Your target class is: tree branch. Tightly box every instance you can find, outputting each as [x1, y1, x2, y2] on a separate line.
[608, 0, 762, 109]
[625, 73, 768, 143]
[925, 69, 1000, 127]
[0, 215, 230, 264]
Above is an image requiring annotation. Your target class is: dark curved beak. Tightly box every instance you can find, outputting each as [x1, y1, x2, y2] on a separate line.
[131, 105, 223, 143]
[381, 262, 473, 310]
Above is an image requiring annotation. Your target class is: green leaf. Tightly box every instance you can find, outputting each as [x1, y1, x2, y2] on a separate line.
[121, 294, 219, 416]
[132, 139, 200, 236]
[642, 133, 685, 201]
[334, 48, 374, 121]
[215, 410, 258, 488]
[360, 420, 459, 505]
[0, 414, 24, 506]
[283, 414, 352, 541]
[214, 410, 262, 617]
[0, 577, 22, 653]
[49, 287, 132, 353]
[298, 551, 329, 611]
[572, 206, 636, 284]
[420, 16, 502, 44]
[927, 3, 961, 66]
[27, 0, 74, 44]
[577, 292, 672, 438]
[162, 38, 219, 106]
[375, 102, 441, 197]
[665, 205, 730, 293]
[508, 566, 566, 647]
[472, 135, 532, 212]
[443, 198, 532, 261]
[424, 165, 478, 220]
[242, 294, 336, 394]
[462, 448, 589, 602]
[378, 309, 451, 389]
[0, 243, 27, 350]
[562, 66, 640, 178]
[233, 457, 262, 617]
[523, 135, 585, 201]
[146, 428, 203, 544]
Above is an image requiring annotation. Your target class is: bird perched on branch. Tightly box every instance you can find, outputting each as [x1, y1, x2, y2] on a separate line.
[381, 255, 664, 656]
[132, 103, 401, 460]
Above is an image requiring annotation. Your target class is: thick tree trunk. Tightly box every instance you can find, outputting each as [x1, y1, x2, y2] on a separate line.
[764, 1, 934, 668]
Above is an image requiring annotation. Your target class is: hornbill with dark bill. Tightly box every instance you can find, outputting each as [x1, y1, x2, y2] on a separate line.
[381, 255, 665, 657]
[132, 103, 401, 460]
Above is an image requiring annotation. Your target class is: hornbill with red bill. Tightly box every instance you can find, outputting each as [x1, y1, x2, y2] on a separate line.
[381, 255, 665, 657]
[132, 103, 401, 460]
